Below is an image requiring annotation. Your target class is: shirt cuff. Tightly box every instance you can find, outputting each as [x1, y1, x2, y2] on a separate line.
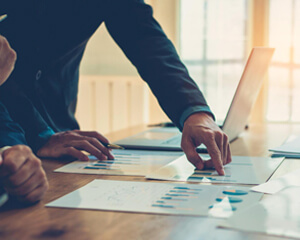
[179, 105, 215, 128]
[0, 147, 10, 207]
[0, 188, 8, 208]
[33, 127, 55, 153]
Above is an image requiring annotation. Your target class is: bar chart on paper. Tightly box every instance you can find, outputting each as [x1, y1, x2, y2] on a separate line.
[54, 149, 183, 176]
[146, 155, 284, 185]
[46, 180, 263, 218]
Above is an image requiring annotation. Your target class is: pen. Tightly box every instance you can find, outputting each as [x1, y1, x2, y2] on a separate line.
[104, 143, 125, 150]
[0, 14, 7, 23]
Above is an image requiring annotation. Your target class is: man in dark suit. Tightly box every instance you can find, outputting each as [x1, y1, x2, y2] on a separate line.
[0, 0, 231, 175]
[0, 35, 48, 205]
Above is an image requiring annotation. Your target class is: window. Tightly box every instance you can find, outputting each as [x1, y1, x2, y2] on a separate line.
[267, 0, 300, 122]
[180, 0, 249, 121]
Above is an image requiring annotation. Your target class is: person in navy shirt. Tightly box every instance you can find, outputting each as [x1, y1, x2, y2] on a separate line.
[0, 0, 231, 175]
[0, 35, 48, 205]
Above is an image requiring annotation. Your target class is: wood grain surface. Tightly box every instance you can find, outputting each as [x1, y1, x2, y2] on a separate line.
[1, 123, 299, 240]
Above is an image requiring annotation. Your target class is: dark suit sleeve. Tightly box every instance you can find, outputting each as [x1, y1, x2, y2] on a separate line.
[0, 81, 54, 152]
[104, 0, 214, 130]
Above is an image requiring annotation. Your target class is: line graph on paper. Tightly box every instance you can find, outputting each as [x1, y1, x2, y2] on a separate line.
[47, 180, 263, 218]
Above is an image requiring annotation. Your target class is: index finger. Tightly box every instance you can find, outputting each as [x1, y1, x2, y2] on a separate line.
[204, 139, 225, 175]
[181, 137, 204, 170]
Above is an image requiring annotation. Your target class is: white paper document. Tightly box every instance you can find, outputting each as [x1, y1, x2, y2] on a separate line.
[251, 168, 300, 194]
[146, 155, 284, 185]
[219, 187, 300, 239]
[55, 149, 184, 176]
[270, 135, 300, 158]
[46, 179, 262, 218]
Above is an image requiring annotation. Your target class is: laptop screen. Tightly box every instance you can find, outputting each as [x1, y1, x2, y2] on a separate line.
[222, 47, 275, 141]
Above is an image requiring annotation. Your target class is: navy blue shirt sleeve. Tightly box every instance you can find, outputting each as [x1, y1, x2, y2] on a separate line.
[0, 101, 27, 147]
[104, 0, 214, 130]
[0, 81, 55, 152]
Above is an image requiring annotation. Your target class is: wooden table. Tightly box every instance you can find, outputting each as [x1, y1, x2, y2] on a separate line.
[1, 123, 300, 240]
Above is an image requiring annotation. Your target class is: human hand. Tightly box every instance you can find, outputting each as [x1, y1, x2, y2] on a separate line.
[0, 35, 17, 86]
[0, 145, 48, 203]
[37, 130, 115, 161]
[181, 112, 232, 175]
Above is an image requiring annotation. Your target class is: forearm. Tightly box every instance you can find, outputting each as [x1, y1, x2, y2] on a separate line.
[105, 0, 213, 129]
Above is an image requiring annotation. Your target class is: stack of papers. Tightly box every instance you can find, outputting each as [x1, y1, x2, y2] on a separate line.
[270, 135, 300, 158]
[50, 148, 293, 238]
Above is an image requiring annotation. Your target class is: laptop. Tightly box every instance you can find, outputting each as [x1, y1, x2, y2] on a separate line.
[114, 47, 275, 152]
